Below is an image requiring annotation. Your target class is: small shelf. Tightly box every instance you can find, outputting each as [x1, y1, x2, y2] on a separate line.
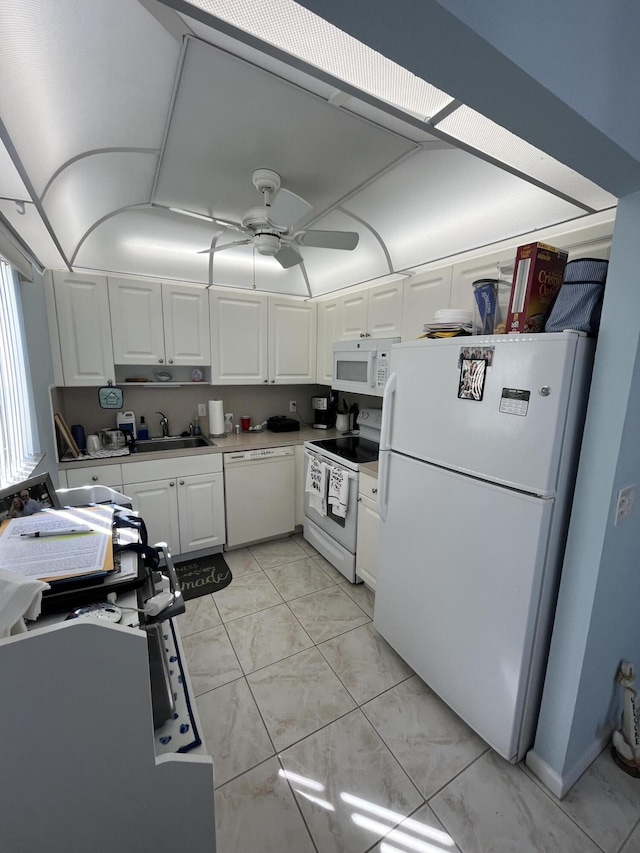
[125, 382, 210, 388]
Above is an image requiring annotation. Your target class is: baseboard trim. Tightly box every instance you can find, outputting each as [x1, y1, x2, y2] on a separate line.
[526, 729, 611, 798]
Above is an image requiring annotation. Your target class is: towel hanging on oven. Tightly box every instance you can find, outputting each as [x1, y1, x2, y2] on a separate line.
[305, 454, 327, 516]
[328, 466, 350, 518]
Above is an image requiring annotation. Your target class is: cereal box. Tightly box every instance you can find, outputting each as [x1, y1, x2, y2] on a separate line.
[505, 242, 568, 334]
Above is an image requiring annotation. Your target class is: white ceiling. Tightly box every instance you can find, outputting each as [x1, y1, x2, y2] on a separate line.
[0, 0, 617, 296]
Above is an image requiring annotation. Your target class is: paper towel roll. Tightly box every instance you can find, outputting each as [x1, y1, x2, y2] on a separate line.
[208, 400, 225, 437]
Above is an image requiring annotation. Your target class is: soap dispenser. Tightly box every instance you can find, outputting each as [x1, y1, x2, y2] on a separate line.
[224, 413, 234, 434]
[138, 416, 149, 440]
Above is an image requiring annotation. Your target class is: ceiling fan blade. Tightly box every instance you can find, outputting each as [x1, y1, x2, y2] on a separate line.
[274, 244, 303, 269]
[295, 230, 359, 250]
[212, 216, 245, 234]
[198, 239, 251, 255]
[269, 188, 313, 230]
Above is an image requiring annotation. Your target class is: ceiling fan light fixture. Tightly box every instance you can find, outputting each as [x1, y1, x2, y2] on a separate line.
[253, 232, 281, 256]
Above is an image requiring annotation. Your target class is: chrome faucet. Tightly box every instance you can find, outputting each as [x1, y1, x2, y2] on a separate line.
[156, 411, 169, 437]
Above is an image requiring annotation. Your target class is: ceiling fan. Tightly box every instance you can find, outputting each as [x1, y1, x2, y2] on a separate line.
[197, 169, 359, 269]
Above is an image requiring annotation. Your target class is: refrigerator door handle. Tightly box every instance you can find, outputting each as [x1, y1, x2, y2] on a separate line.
[378, 449, 390, 521]
[379, 372, 397, 452]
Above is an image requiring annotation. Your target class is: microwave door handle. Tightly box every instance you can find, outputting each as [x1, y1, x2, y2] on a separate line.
[368, 351, 376, 387]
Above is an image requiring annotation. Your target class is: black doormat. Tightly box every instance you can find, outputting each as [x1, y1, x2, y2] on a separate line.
[174, 553, 233, 601]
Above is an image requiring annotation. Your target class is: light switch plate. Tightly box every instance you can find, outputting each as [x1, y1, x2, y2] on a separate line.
[198, 403, 206, 417]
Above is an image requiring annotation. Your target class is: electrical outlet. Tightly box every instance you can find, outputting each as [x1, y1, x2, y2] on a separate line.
[197, 403, 206, 417]
[289, 400, 297, 413]
[615, 484, 636, 525]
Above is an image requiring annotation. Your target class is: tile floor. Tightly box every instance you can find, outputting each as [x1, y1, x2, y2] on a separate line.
[178, 534, 640, 853]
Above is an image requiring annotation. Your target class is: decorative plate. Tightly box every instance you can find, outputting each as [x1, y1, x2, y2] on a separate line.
[191, 368, 204, 382]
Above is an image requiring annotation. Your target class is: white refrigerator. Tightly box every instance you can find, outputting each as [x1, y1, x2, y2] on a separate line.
[376, 331, 594, 762]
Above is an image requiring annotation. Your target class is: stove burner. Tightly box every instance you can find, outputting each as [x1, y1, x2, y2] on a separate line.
[309, 436, 379, 465]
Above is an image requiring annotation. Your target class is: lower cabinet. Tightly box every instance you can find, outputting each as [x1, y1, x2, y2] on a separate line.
[355, 472, 380, 589]
[123, 455, 225, 557]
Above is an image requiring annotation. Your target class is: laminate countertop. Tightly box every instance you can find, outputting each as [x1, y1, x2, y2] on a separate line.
[59, 426, 343, 469]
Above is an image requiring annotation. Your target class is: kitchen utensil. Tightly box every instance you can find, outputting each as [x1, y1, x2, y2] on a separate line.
[86, 434, 101, 453]
[336, 413, 349, 432]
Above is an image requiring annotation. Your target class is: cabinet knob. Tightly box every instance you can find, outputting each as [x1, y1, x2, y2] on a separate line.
[92, 475, 98, 482]
[159, 358, 164, 363]
[271, 380, 275, 383]
[360, 333, 365, 338]
[170, 481, 175, 487]
[372, 487, 378, 494]
[169, 359, 174, 364]
[264, 379, 268, 383]
[179, 480, 184, 485]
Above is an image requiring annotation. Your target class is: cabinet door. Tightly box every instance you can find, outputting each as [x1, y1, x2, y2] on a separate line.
[108, 277, 165, 365]
[268, 297, 317, 384]
[177, 473, 225, 553]
[316, 298, 342, 385]
[210, 289, 268, 384]
[401, 267, 452, 341]
[338, 290, 368, 340]
[162, 283, 211, 366]
[53, 271, 114, 386]
[356, 493, 380, 590]
[367, 281, 404, 339]
[125, 479, 180, 554]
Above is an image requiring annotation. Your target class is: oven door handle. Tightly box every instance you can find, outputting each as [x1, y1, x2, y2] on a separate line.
[304, 450, 357, 480]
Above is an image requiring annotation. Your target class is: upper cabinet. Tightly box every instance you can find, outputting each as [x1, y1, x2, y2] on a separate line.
[268, 296, 317, 384]
[209, 289, 269, 384]
[316, 298, 342, 385]
[52, 271, 115, 386]
[400, 268, 452, 341]
[209, 289, 316, 384]
[109, 279, 210, 366]
[337, 281, 404, 340]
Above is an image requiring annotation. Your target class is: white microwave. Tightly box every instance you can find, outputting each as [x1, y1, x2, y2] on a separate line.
[332, 338, 400, 397]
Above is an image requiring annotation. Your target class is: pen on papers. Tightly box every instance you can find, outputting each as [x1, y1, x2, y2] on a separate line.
[20, 528, 94, 539]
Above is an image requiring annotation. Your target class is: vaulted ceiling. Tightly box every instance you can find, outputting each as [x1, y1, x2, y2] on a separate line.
[0, 0, 617, 296]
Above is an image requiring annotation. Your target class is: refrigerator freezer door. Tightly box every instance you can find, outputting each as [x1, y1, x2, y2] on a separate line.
[387, 332, 589, 496]
[375, 451, 554, 761]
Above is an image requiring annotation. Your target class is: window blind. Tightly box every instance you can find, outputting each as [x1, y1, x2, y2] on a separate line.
[0, 257, 39, 487]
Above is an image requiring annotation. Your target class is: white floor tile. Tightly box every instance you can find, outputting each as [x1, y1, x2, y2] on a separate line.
[368, 803, 462, 853]
[362, 675, 487, 799]
[196, 678, 274, 787]
[281, 710, 423, 853]
[339, 580, 375, 618]
[430, 750, 603, 853]
[249, 537, 308, 569]
[247, 647, 356, 751]
[319, 621, 413, 705]
[213, 570, 283, 622]
[182, 624, 242, 695]
[288, 585, 371, 643]
[176, 593, 221, 636]
[215, 757, 315, 853]
[222, 547, 263, 578]
[225, 602, 313, 673]
[265, 556, 336, 600]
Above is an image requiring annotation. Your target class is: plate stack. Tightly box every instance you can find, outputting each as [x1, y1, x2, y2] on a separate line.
[421, 309, 474, 338]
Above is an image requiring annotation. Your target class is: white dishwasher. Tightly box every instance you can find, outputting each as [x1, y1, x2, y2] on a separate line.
[223, 446, 295, 548]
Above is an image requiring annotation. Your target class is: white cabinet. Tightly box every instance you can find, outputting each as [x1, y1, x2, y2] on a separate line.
[337, 281, 404, 341]
[356, 472, 380, 590]
[316, 297, 342, 385]
[209, 289, 269, 384]
[210, 290, 316, 384]
[52, 271, 115, 386]
[268, 295, 317, 384]
[400, 267, 452, 341]
[122, 455, 225, 556]
[65, 463, 123, 490]
[109, 278, 210, 366]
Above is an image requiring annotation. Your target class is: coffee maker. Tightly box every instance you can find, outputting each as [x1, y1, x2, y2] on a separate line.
[311, 395, 335, 429]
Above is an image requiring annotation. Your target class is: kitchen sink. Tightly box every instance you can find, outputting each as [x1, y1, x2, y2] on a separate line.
[134, 436, 214, 453]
